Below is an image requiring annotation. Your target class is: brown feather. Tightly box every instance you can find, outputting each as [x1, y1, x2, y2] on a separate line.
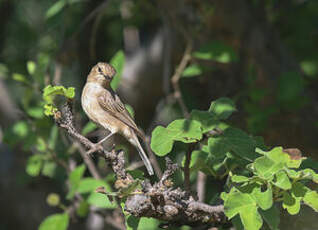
[97, 89, 143, 137]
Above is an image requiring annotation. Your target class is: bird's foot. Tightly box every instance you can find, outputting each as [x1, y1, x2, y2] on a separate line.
[86, 143, 104, 156]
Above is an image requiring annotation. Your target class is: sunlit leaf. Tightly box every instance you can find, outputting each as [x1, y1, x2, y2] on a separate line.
[39, 213, 69, 230]
[151, 119, 202, 156]
[182, 64, 203, 77]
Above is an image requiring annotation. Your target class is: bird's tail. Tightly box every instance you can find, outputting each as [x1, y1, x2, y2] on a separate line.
[133, 136, 154, 176]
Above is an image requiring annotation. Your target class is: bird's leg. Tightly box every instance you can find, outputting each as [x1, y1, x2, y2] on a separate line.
[86, 132, 114, 155]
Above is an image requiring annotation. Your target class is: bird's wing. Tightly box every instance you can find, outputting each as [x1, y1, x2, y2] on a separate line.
[97, 90, 140, 132]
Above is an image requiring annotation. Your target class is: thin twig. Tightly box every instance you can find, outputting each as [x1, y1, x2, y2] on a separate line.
[74, 142, 102, 180]
[171, 41, 192, 118]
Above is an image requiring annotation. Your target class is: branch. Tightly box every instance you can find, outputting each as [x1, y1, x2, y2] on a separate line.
[53, 99, 227, 228]
[171, 41, 192, 119]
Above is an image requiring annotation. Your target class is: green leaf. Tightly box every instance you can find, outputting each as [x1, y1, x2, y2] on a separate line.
[27, 107, 44, 119]
[26, 155, 43, 177]
[44, 104, 57, 116]
[42, 161, 56, 178]
[13, 121, 29, 138]
[39, 213, 69, 230]
[43, 85, 75, 104]
[251, 186, 273, 210]
[46, 0, 66, 19]
[209, 97, 236, 119]
[254, 147, 289, 180]
[193, 41, 238, 63]
[27, 61, 36, 75]
[137, 218, 159, 230]
[77, 178, 108, 194]
[81, 121, 97, 135]
[282, 191, 301, 215]
[87, 192, 117, 209]
[67, 164, 86, 199]
[223, 189, 262, 230]
[231, 175, 250, 183]
[190, 110, 222, 133]
[182, 64, 203, 77]
[303, 190, 318, 212]
[77, 200, 89, 217]
[273, 171, 291, 190]
[151, 119, 202, 156]
[110, 50, 125, 90]
[301, 60, 318, 77]
[259, 205, 280, 230]
[208, 128, 259, 162]
[13, 73, 28, 83]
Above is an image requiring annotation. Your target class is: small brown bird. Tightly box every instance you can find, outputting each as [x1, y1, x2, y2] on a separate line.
[81, 62, 154, 175]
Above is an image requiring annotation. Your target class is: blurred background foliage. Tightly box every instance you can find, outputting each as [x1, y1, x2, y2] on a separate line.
[1, 0, 318, 229]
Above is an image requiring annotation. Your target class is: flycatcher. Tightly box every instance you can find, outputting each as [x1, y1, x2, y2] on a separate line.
[81, 62, 154, 175]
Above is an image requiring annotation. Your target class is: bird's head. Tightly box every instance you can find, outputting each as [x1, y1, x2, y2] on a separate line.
[87, 62, 116, 85]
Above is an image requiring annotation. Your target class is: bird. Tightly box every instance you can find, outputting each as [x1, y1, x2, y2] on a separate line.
[81, 62, 154, 175]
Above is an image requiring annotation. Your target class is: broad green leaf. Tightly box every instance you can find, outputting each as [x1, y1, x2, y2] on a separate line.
[259, 205, 280, 230]
[110, 50, 125, 90]
[254, 157, 283, 180]
[77, 178, 108, 194]
[223, 189, 256, 219]
[251, 186, 273, 210]
[39, 213, 69, 230]
[190, 110, 220, 133]
[193, 41, 238, 63]
[27, 61, 36, 75]
[209, 97, 236, 119]
[273, 171, 291, 190]
[182, 64, 203, 77]
[223, 189, 262, 230]
[150, 126, 174, 156]
[239, 206, 263, 230]
[87, 192, 116, 209]
[303, 190, 318, 212]
[209, 128, 259, 162]
[81, 121, 97, 135]
[26, 154, 43, 177]
[282, 191, 301, 215]
[67, 164, 86, 199]
[151, 119, 202, 156]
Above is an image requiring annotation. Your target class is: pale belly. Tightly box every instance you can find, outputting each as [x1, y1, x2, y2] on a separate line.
[81, 83, 119, 134]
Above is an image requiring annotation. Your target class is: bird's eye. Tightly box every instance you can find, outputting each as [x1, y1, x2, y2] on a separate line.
[98, 67, 103, 73]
